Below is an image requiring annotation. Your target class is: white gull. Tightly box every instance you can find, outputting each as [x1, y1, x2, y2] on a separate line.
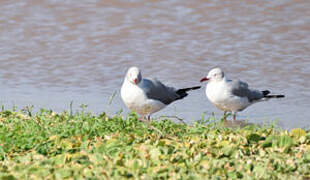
[121, 66, 201, 121]
[200, 68, 284, 121]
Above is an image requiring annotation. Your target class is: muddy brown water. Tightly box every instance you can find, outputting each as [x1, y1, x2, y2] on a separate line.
[0, 0, 309, 128]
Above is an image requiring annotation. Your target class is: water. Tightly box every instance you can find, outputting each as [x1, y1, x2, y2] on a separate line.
[0, 0, 309, 129]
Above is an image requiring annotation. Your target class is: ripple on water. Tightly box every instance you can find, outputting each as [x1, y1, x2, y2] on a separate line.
[0, 0, 309, 128]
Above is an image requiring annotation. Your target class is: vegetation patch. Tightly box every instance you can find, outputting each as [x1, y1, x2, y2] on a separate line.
[0, 109, 309, 179]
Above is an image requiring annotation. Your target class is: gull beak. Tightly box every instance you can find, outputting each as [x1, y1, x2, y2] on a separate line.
[200, 77, 209, 82]
[133, 78, 138, 84]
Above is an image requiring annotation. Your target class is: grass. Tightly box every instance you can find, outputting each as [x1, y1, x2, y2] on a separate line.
[0, 108, 309, 179]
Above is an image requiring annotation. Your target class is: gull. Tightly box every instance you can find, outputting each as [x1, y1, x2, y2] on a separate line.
[121, 66, 201, 121]
[200, 68, 284, 121]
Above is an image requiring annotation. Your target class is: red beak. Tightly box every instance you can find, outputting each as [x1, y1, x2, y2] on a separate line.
[133, 78, 138, 84]
[200, 77, 209, 82]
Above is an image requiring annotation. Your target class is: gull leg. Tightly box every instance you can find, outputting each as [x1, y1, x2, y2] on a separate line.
[233, 113, 236, 121]
[139, 114, 147, 122]
[147, 114, 151, 121]
[223, 111, 227, 121]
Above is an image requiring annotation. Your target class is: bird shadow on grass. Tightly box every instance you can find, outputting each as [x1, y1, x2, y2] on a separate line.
[220, 113, 257, 128]
[223, 120, 256, 128]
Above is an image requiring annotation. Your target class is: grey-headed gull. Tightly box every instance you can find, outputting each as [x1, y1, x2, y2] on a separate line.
[121, 66, 201, 121]
[200, 68, 284, 121]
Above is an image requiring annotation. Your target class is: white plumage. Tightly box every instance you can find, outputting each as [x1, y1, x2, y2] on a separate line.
[121, 66, 201, 120]
[200, 68, 284, 121]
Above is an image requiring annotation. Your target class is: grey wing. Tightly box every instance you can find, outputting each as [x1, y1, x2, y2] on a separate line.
[140, 78, 180, 105]
[229, 80, 264, 102]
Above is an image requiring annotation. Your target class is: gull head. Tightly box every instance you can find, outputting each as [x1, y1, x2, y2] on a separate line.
[126, 66, 142, 85]
[200, 68, 224, 83]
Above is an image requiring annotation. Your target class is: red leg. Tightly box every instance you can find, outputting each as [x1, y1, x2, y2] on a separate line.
[139, 115, 146, 122]
[147, 114, 151, 121]
[223, 111, 227, 121]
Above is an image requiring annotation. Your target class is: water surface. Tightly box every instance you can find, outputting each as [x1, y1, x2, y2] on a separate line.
[0, 0, 309, 128]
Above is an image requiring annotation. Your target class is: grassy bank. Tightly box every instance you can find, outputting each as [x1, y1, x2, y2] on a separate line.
[0, 109, 309, 179]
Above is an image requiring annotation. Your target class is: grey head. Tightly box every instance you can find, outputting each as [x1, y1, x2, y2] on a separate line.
[126, 66, 142, 85]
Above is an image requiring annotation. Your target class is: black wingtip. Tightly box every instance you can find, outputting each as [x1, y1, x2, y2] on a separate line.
[175, 86, 201, 99]
[265, 94, 285, 98]
[177, 86, 201, 93]
[262, 90, 284, 98]
[262, 90, 270, 96]
[189, 86, 201, 90]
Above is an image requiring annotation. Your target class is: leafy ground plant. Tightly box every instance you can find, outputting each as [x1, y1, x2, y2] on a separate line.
[0, 109, 309, 179]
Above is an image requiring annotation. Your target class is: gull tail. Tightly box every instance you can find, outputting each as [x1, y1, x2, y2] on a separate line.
[262, 90, 285, 98]
[176, 86, 201, 99]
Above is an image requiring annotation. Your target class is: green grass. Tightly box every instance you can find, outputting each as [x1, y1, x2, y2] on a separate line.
[0, 108, 309, 179]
